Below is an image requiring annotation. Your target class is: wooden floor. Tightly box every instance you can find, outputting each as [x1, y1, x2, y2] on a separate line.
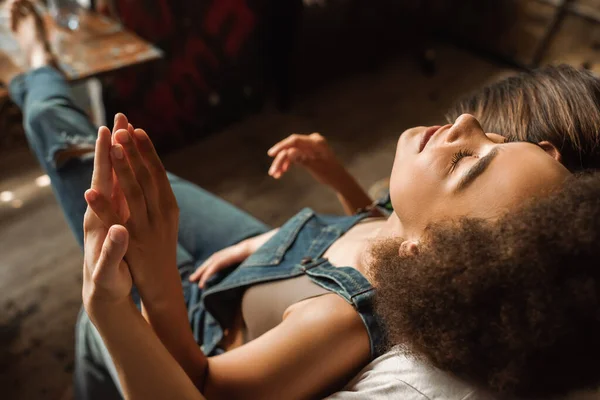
[0, 44, 510, 400]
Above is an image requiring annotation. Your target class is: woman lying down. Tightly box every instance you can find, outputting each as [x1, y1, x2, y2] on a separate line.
[3, 1, 600, 398]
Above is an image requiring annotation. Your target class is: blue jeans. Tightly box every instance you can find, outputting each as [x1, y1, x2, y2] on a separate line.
[9, 67, 270, 399]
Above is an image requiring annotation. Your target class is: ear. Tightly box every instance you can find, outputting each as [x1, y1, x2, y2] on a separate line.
[538, 141, 563, 163]
[399, 240, 419, 257]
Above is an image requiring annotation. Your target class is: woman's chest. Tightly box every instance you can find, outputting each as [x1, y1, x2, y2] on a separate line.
[322, 218, 385, 271]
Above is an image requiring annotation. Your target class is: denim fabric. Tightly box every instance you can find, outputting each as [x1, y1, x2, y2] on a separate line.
[9, 67, 97, 244]
[12, 66, 387, 399]
[199, 208, 387, 359]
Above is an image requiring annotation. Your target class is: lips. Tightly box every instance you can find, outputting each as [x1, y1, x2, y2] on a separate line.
[419, 125, 442, 153]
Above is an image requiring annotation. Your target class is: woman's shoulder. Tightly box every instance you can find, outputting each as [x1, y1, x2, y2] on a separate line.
[325, 351, 494, 400]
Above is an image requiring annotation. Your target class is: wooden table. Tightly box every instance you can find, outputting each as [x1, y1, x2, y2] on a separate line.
[0, 7, 163, 98]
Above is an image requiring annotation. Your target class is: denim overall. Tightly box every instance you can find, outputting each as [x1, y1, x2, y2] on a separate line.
[190, 204, 390, 360]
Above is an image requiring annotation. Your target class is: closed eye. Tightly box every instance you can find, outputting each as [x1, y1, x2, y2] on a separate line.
[450, 149, 475, 172]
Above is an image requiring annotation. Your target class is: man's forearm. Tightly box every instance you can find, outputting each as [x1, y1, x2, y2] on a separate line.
[88, 299, 206, 400]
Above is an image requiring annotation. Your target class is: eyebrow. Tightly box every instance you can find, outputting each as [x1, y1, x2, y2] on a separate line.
[455, 147, 500, 192]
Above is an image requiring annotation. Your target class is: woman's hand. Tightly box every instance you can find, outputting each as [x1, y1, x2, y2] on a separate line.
[82, 125, 132, 313]
[268, 133, 374, 214]
[189, 241, 249, 289]
[189, 229, 278, 289]
[86, 120, 180, 302]
[267, 133, 348, 189]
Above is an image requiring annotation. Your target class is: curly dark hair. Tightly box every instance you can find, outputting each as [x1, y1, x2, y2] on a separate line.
[371, 173, 600, 397]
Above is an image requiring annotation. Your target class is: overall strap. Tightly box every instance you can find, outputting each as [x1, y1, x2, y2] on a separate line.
[303, 259, 386, 359]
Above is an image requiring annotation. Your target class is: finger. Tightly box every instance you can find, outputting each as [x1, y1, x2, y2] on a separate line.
[85, 189, 121, 227]
[189, 260, 209, 281]
[191, 255, 223, 283]
[113, 113, 129, 135]
[114, 129, 157, 214]
[280, 158, 291, 175]
[112, 114, 129, 147]
[128, 123, 135, 136]
[131, 129, 176, 209]
[267, 134, 300, 156]
[267, 134, 315, 157]
[189, 268, 202, 282]
[198, 266, 218, 288]
[91, 126, 113, 197]
[275, 150, 291, 178]
[111, 171, 128, 221]
[191, 267, 209, 285]
[190, 252, 226, 285]
[111, 144, 147, 219]
[189, 259, 212, 281]
[287, 148, 306, 162]
[269, 150, 289, 178]
[93, 225, 129, 286]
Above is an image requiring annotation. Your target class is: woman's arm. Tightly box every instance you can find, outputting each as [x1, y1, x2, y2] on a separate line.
[268, 133, 373, 215]
[331, 169, 376, 215]
[82, 124, 205, 400]
[139, 294, 208, 386]
[87, 116, 209, 387]
[204, 294, 371, 400]
[89, 298, 206, 400]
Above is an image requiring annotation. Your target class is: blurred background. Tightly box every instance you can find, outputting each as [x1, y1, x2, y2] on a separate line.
[1, 0, 599, 398]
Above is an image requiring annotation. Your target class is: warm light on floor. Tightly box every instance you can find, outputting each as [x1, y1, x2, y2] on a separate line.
[35, 174, 51, 187]
[0, 191, 15, 202]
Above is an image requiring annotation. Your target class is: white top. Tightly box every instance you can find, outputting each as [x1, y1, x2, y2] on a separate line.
[326, 351, 600, 400]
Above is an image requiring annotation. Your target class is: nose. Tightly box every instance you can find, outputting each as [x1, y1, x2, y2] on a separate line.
[445, 114, 483, 144]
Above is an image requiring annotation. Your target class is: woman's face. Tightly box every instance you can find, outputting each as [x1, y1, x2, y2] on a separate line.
[388, 114, 571, 239]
